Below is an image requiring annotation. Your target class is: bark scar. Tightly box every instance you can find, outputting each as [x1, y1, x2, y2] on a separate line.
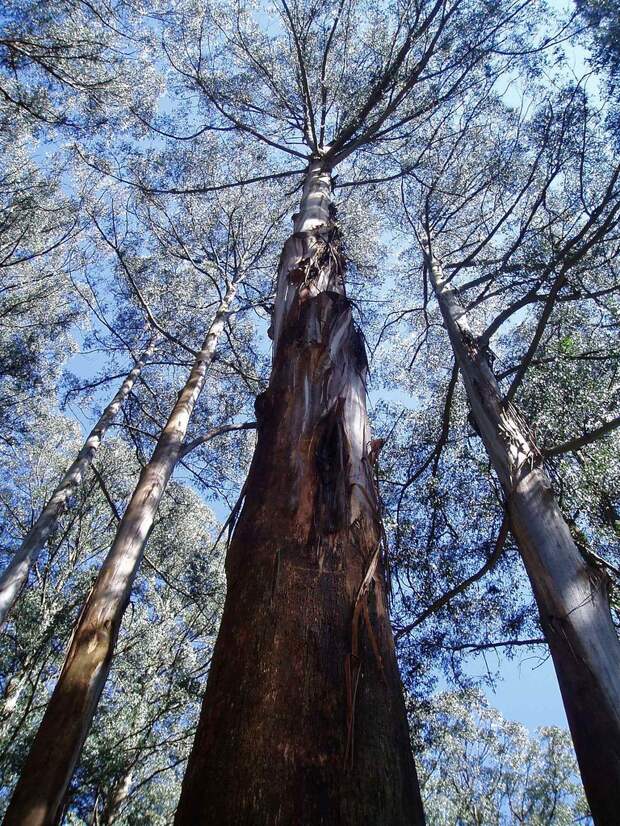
[344, 542, 386, 767]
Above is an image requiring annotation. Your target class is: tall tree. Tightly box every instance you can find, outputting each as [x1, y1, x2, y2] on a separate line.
[176, 161, 424, 824]
[3, 0, 607, 822]
[420, 237, 620, 823]
[395, 83, 620, 820]
[0, 338, 155, 626]
[3, 189, 279, 825]
[165, 1, 552, 820]
[0, 426, 227, 824]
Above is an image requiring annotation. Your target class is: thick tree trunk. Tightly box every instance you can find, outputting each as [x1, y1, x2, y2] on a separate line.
[175, 162, 425, 826]
[0, 341, 156, 628]
[425, 246, 620, 824]
[3, 285, 237, 826]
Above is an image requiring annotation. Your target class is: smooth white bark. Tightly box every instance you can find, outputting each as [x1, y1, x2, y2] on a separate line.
[0, 341, 155, 627]
[426, 246, 620, 822]
[271, 161, 337, 351]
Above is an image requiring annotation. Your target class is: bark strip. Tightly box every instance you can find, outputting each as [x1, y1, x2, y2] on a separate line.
[175, 162, 425, 826]
[3, 283, 238, 826]
[424, 242, 620, 825]
[0, 340, 156, 628]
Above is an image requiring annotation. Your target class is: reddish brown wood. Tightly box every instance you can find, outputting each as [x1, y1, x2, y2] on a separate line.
[175, 163, 425, 825]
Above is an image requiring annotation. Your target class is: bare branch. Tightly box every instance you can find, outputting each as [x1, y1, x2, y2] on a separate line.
[180, 421, 257, 458]
[395, 513, 509, 641]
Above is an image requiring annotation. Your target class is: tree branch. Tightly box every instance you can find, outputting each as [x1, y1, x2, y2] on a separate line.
[180, 421, 257, 458]
[544, 415, 620, 457]
[394, 513, 509, 641]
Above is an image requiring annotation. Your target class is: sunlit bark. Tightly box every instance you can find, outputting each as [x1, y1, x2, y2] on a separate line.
[425, 244, 620, 825]
[0, 341, 155, 627]
[101, 770, 132, 825]
[3, 284, 237, 826]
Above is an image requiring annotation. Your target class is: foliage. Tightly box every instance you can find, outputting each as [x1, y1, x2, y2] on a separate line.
[1, 0, 619, 819]
[414, 690, 591, 825]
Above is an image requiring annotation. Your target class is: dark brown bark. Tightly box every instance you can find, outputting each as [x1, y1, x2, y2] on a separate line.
[175, 163, 425, 825]
[425, 244, 620, 825]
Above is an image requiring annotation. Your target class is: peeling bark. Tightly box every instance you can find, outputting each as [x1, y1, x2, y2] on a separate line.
[425, 246, 620, 825]
[0, 341, 156, 628]
[175, 162, 425, 826]
[3, 284, 238, 826]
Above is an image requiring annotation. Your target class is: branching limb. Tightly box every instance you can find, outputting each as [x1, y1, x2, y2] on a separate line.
[544, 415, 620, 458]
[180, 421, 257, 458]
[394, 513, 509, 641]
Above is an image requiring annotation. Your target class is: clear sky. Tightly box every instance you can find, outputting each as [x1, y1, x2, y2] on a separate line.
[472, 650, 568, 731]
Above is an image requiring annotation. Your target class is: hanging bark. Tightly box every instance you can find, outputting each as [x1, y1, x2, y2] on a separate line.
[0, 339, 156, 628]
[3, 282, 238, 826]
[175, 161, 425, 826]
[424, 243, 620, 824]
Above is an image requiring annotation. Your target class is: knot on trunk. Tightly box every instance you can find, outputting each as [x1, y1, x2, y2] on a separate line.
[254, 390, 274, 427]
[285, 224, 345, 298]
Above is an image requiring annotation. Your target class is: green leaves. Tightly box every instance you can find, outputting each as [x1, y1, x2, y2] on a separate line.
[415, 690, 590, 825]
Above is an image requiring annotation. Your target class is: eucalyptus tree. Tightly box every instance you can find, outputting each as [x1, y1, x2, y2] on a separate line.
[391, 78, 620, 820]
[0, 0, 164, 585]
[0, 141, 83, 444]
[0, 0, 157, 137]
[0, 337, 156, 627]
[575, 0, 620, 99]
[0, 0, 596, 822]
[0, 423, 226, 825]
[4, 180, 284, 826]
[416, 690, 590, 825]
[101, 1, 573, 822]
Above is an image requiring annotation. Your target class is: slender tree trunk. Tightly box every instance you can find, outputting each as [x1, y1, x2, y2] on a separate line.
[0, 673, 27, 730]
[0, 340, 156, 627]
[100, 770, 132, 825]
[425, 245, 620, 824]
[175, 161, 425, 826]
[3, 284, 237, 826]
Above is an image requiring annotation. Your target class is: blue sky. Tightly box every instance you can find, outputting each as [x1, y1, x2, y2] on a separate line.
[56, 0, 599, 745]
[472, 651, 568, 730]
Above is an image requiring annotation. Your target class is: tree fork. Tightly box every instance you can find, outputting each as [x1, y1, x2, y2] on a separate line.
[424, 243, 620, 825]
[0, 338, 156, 628]
[3, 283, 238, 826]
[175, 162, 425, 825]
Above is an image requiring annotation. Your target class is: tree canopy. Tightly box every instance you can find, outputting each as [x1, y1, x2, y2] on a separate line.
[1, 0, 618, 821]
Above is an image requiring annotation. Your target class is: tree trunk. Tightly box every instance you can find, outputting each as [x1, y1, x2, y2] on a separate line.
[425, 245, 620, 825]
[100, 771, 132, 825]
[175, 161, 425, 826]
[3, 284, 237, 826]
[0, 340, 156, 627]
